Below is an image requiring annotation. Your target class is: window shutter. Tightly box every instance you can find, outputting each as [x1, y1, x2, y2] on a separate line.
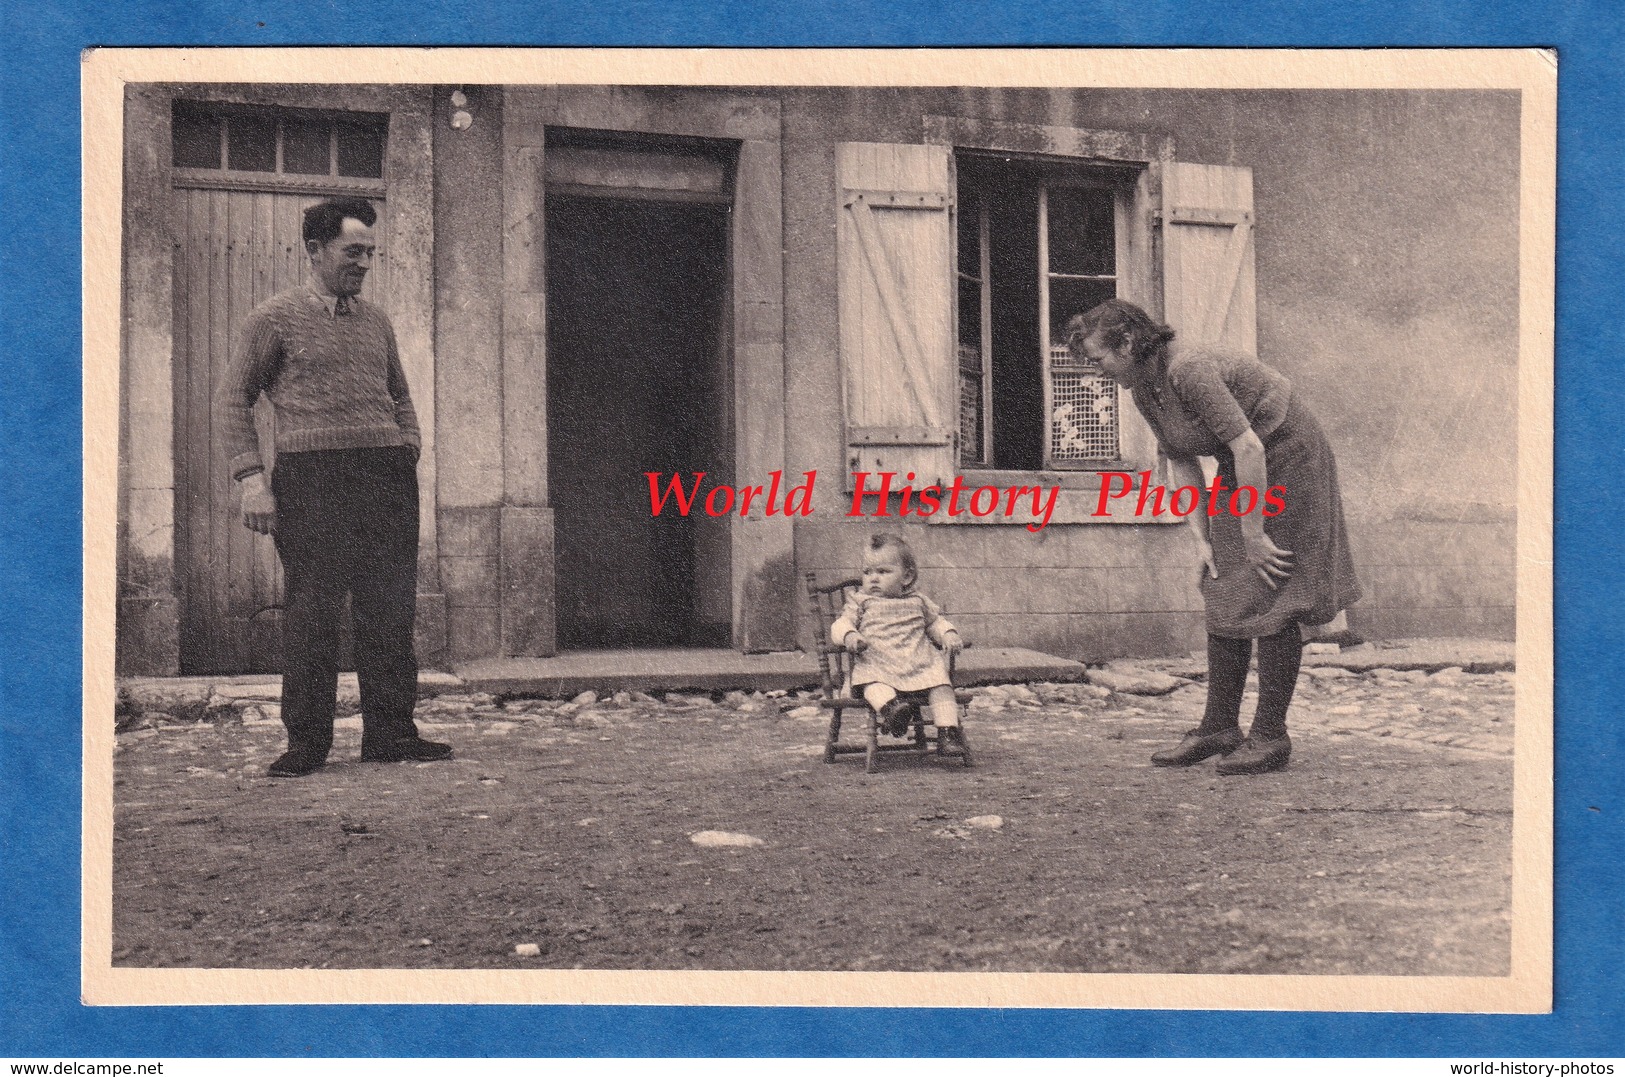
[1161, 162, 1257, 351]
[836, 142, 955, 491]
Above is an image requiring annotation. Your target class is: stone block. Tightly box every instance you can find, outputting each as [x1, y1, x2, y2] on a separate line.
[1108, 565, 1204, 614]
[500, 506, 557, 657]
[441, 555, 501, 609]
[1066, 525, 1167, 569]
[437, 506, 501, 559]
[923, 568, 1026, 615]
[737, 523, 797, 653]
[415, 592, 448, 667]
[117, 678, 213, 721]
[1368, 564, 1516, 610]
[115, 596, 180, 677]
[1079, 612, 1204, 662]
[1348, 519, 1516, 568]
[448, 606, 501, 663]
[1358, 607, 1515, 642]
[1085, 664, 1190, 696]
[1024, 568, 1116, 615]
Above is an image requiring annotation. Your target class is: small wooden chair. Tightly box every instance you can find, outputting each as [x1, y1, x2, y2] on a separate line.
[804, 573, 973, 773]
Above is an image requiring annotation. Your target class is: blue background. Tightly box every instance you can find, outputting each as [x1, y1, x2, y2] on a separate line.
[1, 0, 1620, 1058]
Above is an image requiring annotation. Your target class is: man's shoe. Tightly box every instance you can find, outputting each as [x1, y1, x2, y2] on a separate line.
[360, 737, 453, 763]
[267, 750, 327, 778]
[1214, 733, 1292, 776]
[937, 725, 967, 751]
[1150, 727, 1244, 767]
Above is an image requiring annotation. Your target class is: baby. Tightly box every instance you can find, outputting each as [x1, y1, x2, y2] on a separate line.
[830, 532, 964, 745]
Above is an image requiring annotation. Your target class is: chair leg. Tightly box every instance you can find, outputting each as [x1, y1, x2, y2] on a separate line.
[865, 709, 880, 773]
[824, 706, 843, 764]
[958, 701, 973, 767]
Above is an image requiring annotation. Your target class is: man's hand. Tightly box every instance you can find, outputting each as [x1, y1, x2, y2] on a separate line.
[843, 631, 868, 653]
[941, 630, 963, 659]
[239, 473, 277, 535]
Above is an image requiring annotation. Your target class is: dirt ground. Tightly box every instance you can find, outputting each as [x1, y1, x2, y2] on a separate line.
[111, 664, 1514, 975]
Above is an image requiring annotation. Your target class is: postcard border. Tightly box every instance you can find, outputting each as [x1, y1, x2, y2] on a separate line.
[0, 0, 1612, 1057]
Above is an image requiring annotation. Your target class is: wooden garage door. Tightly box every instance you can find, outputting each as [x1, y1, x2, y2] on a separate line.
[171, 104, 391, 673]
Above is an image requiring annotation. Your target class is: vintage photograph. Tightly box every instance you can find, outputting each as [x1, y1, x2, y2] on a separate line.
[84, 49, 1553, 1009]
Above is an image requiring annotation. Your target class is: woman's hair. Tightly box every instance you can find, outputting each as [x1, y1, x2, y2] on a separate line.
[1064, 299, 1175, 365]
[866, 531, 918, 585]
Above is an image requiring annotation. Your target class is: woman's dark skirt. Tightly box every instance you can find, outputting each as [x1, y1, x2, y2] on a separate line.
[1202, 398, 1362, 638]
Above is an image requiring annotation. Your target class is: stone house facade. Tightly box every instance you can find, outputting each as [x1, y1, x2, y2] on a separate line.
[116, 82, 1519, 675]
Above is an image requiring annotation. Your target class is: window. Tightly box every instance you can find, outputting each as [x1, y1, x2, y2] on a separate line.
[171, 102, 387, 182]
[835, 136, 1253, 519]
[955, 154, 1140, 471]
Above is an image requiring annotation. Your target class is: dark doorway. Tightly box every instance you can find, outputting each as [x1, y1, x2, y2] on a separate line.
[546, 195, 733, 649]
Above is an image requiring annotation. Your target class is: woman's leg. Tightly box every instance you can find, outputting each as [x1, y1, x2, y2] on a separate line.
[1216, 624, 1300, 775]
[1249, 623, 1304, 740]
[925, 684, 959, 728]
[1152, 634, 1250, 766]
[1198, 633, 1253, 735]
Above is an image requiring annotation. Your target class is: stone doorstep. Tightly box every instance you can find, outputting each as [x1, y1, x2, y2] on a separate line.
[116, 669, 464, 721]
[452, 646, 1086, 699]
[115, 647, 1083, 717]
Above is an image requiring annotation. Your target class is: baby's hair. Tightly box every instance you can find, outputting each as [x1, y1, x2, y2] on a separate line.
[866, 531, 918, 582]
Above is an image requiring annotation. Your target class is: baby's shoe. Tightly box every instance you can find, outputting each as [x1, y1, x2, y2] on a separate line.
[876, 699, 910, 737]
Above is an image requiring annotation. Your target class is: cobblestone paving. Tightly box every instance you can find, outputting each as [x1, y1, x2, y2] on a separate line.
[118, 667, 1515, 755]
[116, 656, 1516, 774]
[111, 646, 1516, 975]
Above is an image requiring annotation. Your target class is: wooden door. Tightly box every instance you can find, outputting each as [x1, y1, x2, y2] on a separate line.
[172, 187, 393, 673]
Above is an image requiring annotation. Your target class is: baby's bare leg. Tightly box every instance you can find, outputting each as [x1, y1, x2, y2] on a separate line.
[926, 684, 959, 727]
[862, 683, 898, 712]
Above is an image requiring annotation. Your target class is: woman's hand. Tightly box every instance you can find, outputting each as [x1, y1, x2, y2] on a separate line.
[844, 631, 868, 653]
[1222, 430, 1291, 588]
[1243, 529, 1294, 589]
[940, 630, 963, 659]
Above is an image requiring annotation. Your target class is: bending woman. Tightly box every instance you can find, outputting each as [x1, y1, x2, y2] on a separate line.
[1067, 300, 1362, 775]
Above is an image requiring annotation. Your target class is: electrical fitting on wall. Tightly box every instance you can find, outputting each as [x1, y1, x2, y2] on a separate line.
[449, 89, 473, 130]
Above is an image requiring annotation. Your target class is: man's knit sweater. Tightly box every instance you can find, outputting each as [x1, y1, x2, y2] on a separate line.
[215, 284, 421, 481]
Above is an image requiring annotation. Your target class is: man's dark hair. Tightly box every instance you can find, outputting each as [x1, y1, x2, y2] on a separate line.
[303, 198, 378, 247]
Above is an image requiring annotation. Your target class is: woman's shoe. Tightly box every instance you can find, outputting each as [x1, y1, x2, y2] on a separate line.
[1151, 727, 1244, 767]
[1214, 733, 1292, 775]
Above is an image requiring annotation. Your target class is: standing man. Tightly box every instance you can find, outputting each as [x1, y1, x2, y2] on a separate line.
[216, 198, 451, 778]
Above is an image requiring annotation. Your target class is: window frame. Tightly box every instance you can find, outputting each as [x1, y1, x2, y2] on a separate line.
[170, 101, 389, 199]
[956, 191, 994, 467]
[925, 115, 1180, 525]
[1039, 179, 1128, 470]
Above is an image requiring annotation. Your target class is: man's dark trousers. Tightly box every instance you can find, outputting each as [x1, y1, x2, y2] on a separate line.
[271, 446, 421, 758]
